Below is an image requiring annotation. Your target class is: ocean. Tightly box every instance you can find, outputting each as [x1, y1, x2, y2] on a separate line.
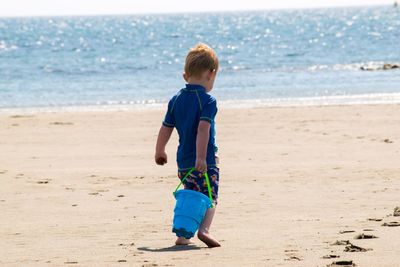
[0, 6, 399, 110]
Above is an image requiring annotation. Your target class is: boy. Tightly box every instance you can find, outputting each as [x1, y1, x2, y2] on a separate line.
[154, 43, 221, 248]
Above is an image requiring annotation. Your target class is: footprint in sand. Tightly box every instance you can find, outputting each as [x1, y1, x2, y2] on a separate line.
[331, 240, 350, 246]
[142, 263, 158, 267]
[284, 250, 302, 261]
[327, 260, 356, 266]
[284, 255, 302, 261]
[382, 221, 400, 227]
[344, 243, 372, 252]
[49, 122, 74, 125]
[393, 207, 400, 216]
[9, 115, 34, 119]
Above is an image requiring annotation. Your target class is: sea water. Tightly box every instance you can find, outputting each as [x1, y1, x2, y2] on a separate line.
[0, 6, 399, 110]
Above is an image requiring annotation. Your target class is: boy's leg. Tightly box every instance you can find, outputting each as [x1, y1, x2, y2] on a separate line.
[197, 207, 221, 247]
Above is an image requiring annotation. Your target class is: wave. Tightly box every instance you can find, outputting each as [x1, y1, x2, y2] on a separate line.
[2, 93, 400, 114]
[219, 93, 400, 108]
[308, 62, 400, 72]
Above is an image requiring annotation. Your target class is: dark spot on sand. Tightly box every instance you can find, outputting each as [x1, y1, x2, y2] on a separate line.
[339, 230, 355, 234]
[327, 260, 356, 266]
[367, 218, 382, 221]
[37, 180, 50, 184]
[50, 122, 74, 125]
[97, 189, 108, 192]
[64, 261, 78, 264]
[322, 255, 340, 259]
[72, 204, 77, 207]
[354, 233, 378, 239]
[118, 195, 125, 197]
[118, 260, 127, 262]
[383, 138, 393, 143]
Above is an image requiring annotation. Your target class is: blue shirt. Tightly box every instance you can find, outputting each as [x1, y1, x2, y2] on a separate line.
[163, 84, 218, 170]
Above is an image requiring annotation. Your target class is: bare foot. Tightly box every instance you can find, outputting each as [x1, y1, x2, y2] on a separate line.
[175, 237, 192, 245]
[198, 231, 221, 248]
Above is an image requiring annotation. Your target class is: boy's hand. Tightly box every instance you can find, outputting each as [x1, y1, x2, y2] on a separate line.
[195, 158, 207, 173]
[155, 151, 168, 165]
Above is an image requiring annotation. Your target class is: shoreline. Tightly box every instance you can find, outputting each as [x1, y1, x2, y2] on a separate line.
[1, 92, 400, 114]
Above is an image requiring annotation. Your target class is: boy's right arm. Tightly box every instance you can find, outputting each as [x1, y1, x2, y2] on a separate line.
[155, 125, 173, 165]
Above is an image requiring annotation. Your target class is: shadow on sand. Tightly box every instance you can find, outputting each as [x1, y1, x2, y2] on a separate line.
[137, 245, 204, 252]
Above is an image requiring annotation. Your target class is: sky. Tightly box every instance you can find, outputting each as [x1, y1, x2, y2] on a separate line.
[0, 0, 395, 17]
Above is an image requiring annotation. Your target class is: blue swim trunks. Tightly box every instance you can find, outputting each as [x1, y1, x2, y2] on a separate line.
[178, 166, 220, 205]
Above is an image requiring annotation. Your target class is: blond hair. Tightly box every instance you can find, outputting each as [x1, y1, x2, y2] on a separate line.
[184, 43, 219, 79]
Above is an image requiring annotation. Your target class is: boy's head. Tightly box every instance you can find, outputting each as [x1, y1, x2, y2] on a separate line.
[183, 43, 219, 92]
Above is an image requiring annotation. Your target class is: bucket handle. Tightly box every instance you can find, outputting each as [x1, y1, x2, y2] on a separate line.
[173, 167, 214, 208]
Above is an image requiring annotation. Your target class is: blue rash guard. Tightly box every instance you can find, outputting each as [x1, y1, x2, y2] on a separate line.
[162, 84, 218, 170]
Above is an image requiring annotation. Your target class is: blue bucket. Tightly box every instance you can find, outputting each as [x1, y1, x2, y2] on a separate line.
[172, 189, 212, 239]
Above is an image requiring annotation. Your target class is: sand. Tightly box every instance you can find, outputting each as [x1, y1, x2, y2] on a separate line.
[1, 104, 400, 267]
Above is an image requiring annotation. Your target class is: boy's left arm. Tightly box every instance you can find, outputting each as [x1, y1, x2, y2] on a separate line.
[155, 125, 174, 165]
[195, 121, 211, 173]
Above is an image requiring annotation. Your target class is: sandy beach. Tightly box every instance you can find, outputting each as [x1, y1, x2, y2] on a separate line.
[1, 104, 400, 267]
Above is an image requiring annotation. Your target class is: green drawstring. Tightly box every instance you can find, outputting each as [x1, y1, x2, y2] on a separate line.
[204, 172, 213, 208]
[173, 167, 214, 208]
